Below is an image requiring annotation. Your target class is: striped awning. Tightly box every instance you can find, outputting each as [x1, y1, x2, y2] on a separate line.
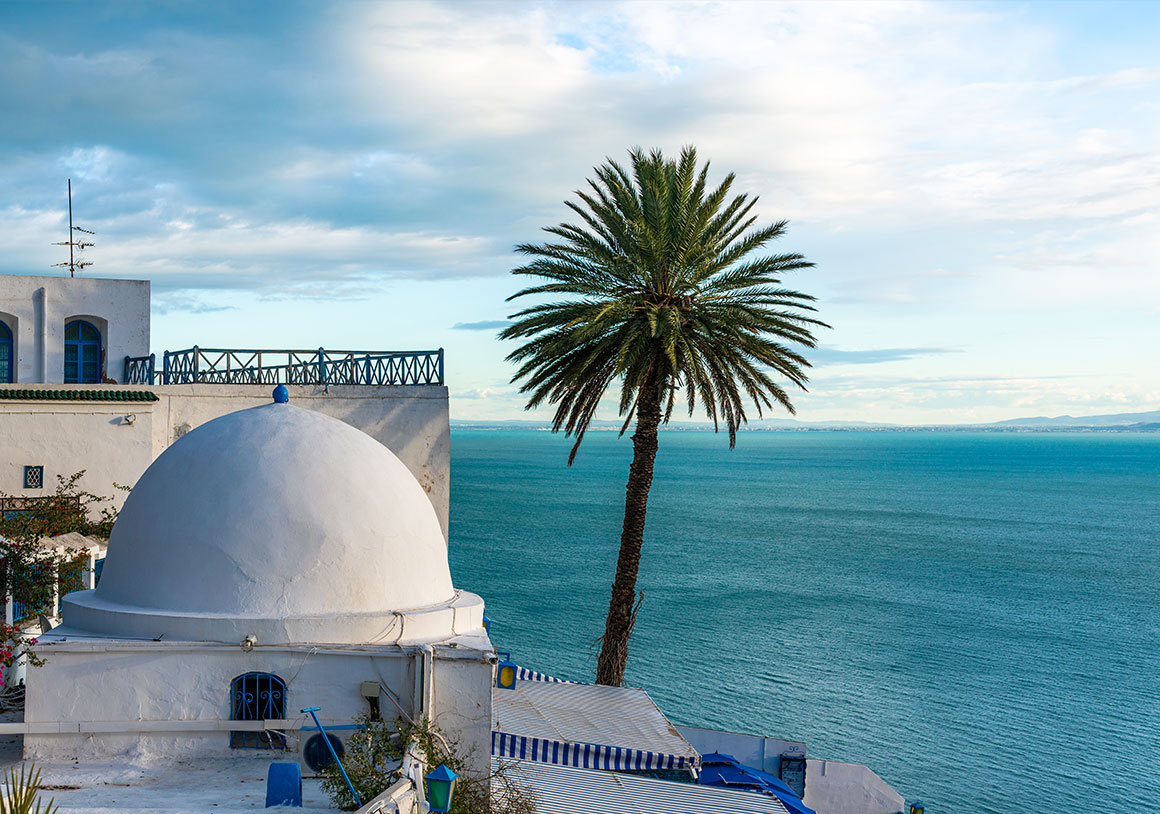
[492, 669, 700, 773]
[493, 757, 790, 814]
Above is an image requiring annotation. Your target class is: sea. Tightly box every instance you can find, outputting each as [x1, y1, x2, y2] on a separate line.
[447, 429, 1160, 813]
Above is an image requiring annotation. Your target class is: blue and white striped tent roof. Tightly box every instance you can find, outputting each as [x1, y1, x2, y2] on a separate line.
[492, 668, 700, 773]
[493, 756, 790, 814]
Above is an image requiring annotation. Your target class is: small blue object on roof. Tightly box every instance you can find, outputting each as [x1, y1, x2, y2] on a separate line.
[909, 803, 925, 814]
[265, 761, 302, 807]
[698, 752, 816, 814]
[482, 613, 492, 635]
[273, 384, 289, 403]
[495, 650, 516, 689]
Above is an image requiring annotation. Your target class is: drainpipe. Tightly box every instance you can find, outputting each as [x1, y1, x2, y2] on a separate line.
[413, 644, 435, 721]
[35, 287, 47, 383]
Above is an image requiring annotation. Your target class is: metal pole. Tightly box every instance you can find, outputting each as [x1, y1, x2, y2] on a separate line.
[301, 707, 360, 807]
[68, 179, 74, 277]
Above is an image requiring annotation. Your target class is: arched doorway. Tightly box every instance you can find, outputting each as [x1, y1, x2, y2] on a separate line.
[64, 320, 101, 384]
[0, 321, 12, 383]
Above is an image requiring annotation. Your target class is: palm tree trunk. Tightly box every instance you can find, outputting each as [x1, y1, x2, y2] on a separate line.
[595, 372, 662, 686]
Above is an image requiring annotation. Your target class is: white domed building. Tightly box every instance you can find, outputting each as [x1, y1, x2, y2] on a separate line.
[25, 391, 494, 772]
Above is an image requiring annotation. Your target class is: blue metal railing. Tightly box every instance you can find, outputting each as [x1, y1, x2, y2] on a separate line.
[124, 347, 444, 387]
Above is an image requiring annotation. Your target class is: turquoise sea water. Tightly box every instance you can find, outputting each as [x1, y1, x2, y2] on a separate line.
[447, 430, 1160, 813]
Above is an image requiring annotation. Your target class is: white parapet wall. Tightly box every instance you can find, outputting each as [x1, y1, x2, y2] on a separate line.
[23, 638, 494, 779]
[0, 274, 150, 384]
[804, 758, 905, 814]
[0, 382, 450, 538]
[674, 724, 806, 775]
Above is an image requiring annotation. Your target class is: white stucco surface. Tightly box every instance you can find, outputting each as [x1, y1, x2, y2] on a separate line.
[4, 757, 338, 812]
[0, 396, 154, 504]
[151, 383, 451, 538]
[0, 274, 149, 384]
[24, 637, 494, 778]
[0, 383, 451, 539]
[804, 758, 905, 814]
[675, 724, 806, 775]
[64, 400, 465, 644]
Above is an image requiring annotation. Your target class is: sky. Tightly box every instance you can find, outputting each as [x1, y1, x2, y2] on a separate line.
[1, 0, 1158, 425]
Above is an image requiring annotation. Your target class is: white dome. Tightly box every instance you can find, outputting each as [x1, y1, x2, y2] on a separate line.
[63, 399, 480, 644]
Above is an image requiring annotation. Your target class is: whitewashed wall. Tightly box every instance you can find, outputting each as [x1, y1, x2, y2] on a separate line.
[0, 396, 154, 504]
[804, 759, 906, 814]
[150, 384, 451, 537]
[675, 724, 806, 775]
[24, 640, 493, 778]
[0, 275, 149, 384]
[0, 383, 450, 538]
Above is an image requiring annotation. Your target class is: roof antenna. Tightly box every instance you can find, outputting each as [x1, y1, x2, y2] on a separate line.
[52, 178, 95, 277]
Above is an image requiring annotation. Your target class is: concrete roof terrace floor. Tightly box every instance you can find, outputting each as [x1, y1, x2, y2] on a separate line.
[0, 727, 336, 813]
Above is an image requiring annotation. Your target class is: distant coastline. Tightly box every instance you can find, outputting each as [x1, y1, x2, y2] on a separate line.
[451, 408, 1160, 433]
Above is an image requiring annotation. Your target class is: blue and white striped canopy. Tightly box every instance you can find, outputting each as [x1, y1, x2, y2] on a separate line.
[492, 668, 700, 773]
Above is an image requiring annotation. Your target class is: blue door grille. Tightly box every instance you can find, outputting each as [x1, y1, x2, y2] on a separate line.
[229, 672, 287, 750]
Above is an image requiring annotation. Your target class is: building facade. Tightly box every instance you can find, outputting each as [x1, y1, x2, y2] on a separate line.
[0, 273, 450, 537]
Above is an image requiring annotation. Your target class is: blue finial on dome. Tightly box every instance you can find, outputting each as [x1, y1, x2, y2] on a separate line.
[273, 384, 290, 404]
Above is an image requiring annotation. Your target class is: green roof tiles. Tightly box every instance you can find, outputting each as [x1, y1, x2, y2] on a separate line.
[0, 388, 158, 402]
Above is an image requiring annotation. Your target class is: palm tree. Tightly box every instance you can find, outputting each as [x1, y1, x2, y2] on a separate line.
[501, 147, 828, 686]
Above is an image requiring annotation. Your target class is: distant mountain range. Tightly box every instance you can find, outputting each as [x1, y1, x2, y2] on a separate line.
[451, 409, 1160, 432]
[983, 410, 1160, 428]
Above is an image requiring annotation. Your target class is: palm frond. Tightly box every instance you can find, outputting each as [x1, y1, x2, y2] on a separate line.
[503, 146, 827, 459]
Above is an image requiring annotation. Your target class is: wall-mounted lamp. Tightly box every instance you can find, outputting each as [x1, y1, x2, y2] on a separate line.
[424, 764, 458, 813]
[495, 651, 516, 690]
[122, 414, 136, 426]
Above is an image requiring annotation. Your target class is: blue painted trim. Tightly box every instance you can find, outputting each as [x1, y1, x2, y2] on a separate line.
[0, 321, 12, 384]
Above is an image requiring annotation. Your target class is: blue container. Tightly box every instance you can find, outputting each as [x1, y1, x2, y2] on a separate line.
[265, 762, 302, 808]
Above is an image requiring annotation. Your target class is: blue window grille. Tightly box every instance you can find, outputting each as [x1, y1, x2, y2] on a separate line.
[0, 321, 12, 383]
[23, 466, 44, 489]
[64, 320, 102, 384]
[229, 672, 287, 749]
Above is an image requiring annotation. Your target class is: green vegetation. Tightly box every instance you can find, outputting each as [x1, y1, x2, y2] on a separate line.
[0, 763, 59, 814]
[320, 716, 534, 813]
[0, 471, 124, 679]
[503, 146, 827, 685]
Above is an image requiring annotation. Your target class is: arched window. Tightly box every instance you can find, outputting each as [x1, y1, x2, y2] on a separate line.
[229, 672, 287, 749]
[64, 320, 102, 384]
[0, 322, 12, 384]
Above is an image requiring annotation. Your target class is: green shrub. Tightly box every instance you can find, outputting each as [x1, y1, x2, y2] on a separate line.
[319, 716, 534, 813]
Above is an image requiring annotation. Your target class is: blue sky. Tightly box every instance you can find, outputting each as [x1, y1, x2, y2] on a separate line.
[2, 1, 1158, 424]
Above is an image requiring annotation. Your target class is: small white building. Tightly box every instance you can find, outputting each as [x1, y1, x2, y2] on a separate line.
[0, 274, 149, 385]
[24, 396, 494, 776]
